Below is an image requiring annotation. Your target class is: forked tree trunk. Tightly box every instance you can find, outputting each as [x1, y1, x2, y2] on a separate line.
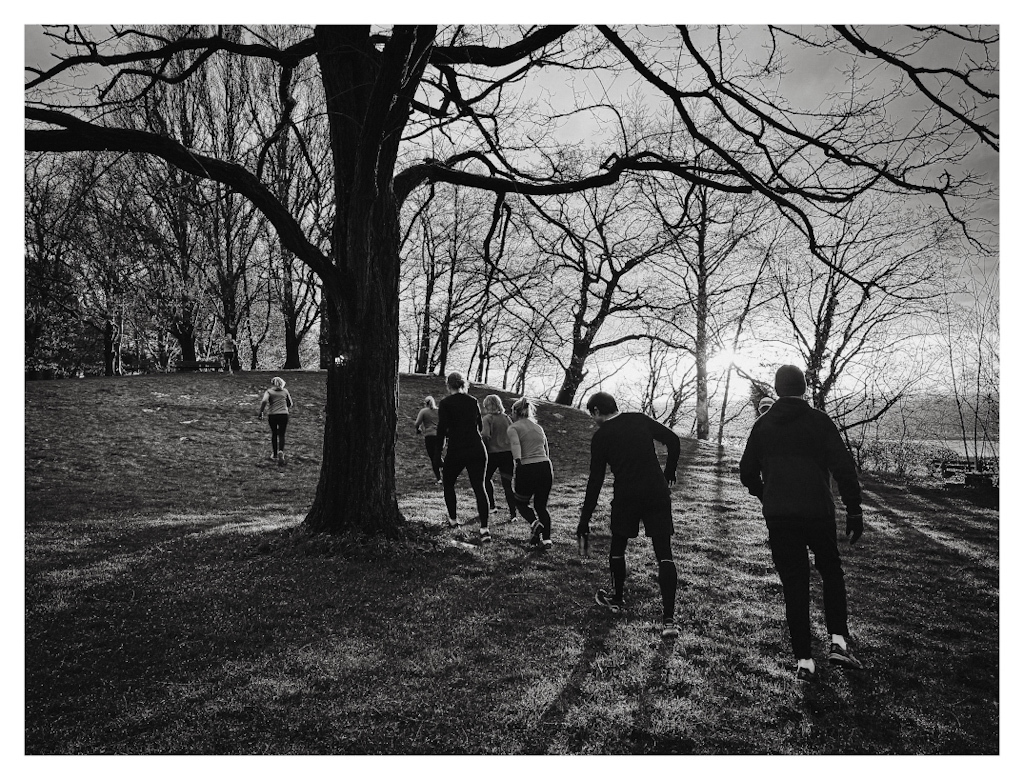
[303, 24, 433, 535]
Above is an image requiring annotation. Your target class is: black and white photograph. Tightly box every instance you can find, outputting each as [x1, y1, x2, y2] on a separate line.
[19, 7, 1007, 764]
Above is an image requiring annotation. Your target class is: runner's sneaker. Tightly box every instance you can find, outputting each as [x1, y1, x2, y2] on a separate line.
[541, 539, 552, 550]
[796, 666, 816, 682]
[827, 643, 863, 669]
[479, 528, 492, 544]
[595, 588, 624, 613]
[529, 519, 543, 546]
[270, 452, 278, 461]
[661, 622, 680, 639]
[278, 451, 286, 465]
[446, 516, 460, 528]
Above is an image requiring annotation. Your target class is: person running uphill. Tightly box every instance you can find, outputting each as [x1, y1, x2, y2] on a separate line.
[258, 376, 293, 465]
[414, 396, 443, 483]
[739, 364, 864, 681]
[481, 394, 518, 522]
[436, 371, 492, 543]
[507, 397, 553, 549]
[577, 391, 682, 639]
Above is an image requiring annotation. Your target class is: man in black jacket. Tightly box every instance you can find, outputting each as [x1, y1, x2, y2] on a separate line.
[577, 391, 682, 640]
[740, 365, 865, 680]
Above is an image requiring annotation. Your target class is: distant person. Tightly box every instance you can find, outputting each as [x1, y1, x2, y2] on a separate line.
[739, 364, 864, 681]
[258, 376, 293, 465]
[221, 331, 238, 374]
[436, 371, 491, 543]
[507, 397, 553, 549]
[481, 394, 518, 522]
[414, 396, 442, 483]
[757, 396, 774, 417]
[577, 391, 682, 639]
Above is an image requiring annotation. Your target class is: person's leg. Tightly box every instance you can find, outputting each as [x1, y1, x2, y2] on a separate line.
[768, 524, 813, 660]
[609, 533, 629, 601]
[651, 533, 677, 624]
[277, 415, 288, 456]
[534, 462, 553, 541]
[484, 453, 498, 510]
[496, 451, 517, 518]
[268, 416, 282, 456]
[465, 447, 490, 528]
[808, 520, 849, 639]
[512, 468, 538, 529]
[424, 436, 441, 480]
[442, 448, 464, 522]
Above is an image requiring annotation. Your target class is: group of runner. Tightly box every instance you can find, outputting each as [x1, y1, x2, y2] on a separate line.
[414, 366, 867, 676]
[257, 365, 865, 678]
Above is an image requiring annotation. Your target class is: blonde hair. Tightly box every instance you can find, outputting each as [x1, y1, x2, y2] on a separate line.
[271, 376, 286, 389]
[446, 371, 468, 392]
[423, 396, 437, 409]
[481, 394, 505, 414]
[511, 397, 536, 421]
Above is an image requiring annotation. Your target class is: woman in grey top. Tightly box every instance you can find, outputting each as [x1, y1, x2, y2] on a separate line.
[414, 396, 442, 483]
[258, 376, 293, 465]
[508, 397, 553, 549]
[481, 394, 517, 522]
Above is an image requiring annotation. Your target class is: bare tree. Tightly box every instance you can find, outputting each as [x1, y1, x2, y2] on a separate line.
[27, 24, 996, 535]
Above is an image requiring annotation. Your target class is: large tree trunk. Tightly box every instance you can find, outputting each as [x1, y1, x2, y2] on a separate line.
[555, 344, 589, 406]
[303, 24, 434, 535]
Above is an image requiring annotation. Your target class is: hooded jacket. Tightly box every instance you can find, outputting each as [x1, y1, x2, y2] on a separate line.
[739, 397, 861, 525]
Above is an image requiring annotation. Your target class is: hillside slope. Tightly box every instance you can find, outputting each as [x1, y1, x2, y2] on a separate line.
[25, 371, 998, 754]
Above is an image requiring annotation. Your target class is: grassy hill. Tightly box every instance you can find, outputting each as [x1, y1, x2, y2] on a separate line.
[24, 370, 998, 754]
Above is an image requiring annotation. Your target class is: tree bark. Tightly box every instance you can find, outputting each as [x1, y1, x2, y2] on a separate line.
[302, 25, 434, 534]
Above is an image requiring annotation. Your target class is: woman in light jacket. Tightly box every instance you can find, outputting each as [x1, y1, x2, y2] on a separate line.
[481, 394, 518, 522]
[415, 396, 442, 483]
[258, 376, 293, 465]
[508, 397, 553, 549]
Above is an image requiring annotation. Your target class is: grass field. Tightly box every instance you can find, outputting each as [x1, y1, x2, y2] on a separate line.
[24, 370, 999, 754]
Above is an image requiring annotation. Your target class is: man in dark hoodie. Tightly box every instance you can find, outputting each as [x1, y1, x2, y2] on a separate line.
[739, 365, 864, 680]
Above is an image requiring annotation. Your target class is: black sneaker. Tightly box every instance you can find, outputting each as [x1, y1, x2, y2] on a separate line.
[479, 528, 492, 545]
[827, 643, 863, 669]
[661, 622, 680, 639]
[796, 665, 816, 682]
[595, 588, 625, 613]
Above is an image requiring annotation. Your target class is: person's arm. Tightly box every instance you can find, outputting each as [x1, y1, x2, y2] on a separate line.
[480, 414, 492, 444]
[258, 391, 269, 418]
[738, 429, 763, 499]
[579, 435, 607, 526]
[823, 415, 863, 542]
[286, 390, 293, 409]
[414, 408, 425, 433]
[436, 401, 448, 447]
[508, 425, 522, 462]
[647, 417, 680, 484]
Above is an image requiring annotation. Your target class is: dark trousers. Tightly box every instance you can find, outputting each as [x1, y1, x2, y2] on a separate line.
[485, 450, 516, 515]
[513, 460, 553, 539]
[768, 519, 849, 659]
[268, 414, 289, 454]
[423, 435, 442, 480]
[442, 443, 490, 527]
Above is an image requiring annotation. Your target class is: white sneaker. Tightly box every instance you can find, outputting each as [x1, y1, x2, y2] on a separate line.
[278, 451, 286, 465]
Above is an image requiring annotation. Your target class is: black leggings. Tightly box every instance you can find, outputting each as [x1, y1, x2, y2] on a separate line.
[268, 414, 288, 454]
[424, 435, 442, 480]
[442, 444, 490, 527]
[609, 532, 677, 622]
[513, 460, 553, 540]
[485, 450, 517, 514]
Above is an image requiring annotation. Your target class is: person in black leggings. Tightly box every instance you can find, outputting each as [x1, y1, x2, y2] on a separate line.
[577, 391, 681, 639]
[436, 371, 491, 544]
[258, 376, 293, 465]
